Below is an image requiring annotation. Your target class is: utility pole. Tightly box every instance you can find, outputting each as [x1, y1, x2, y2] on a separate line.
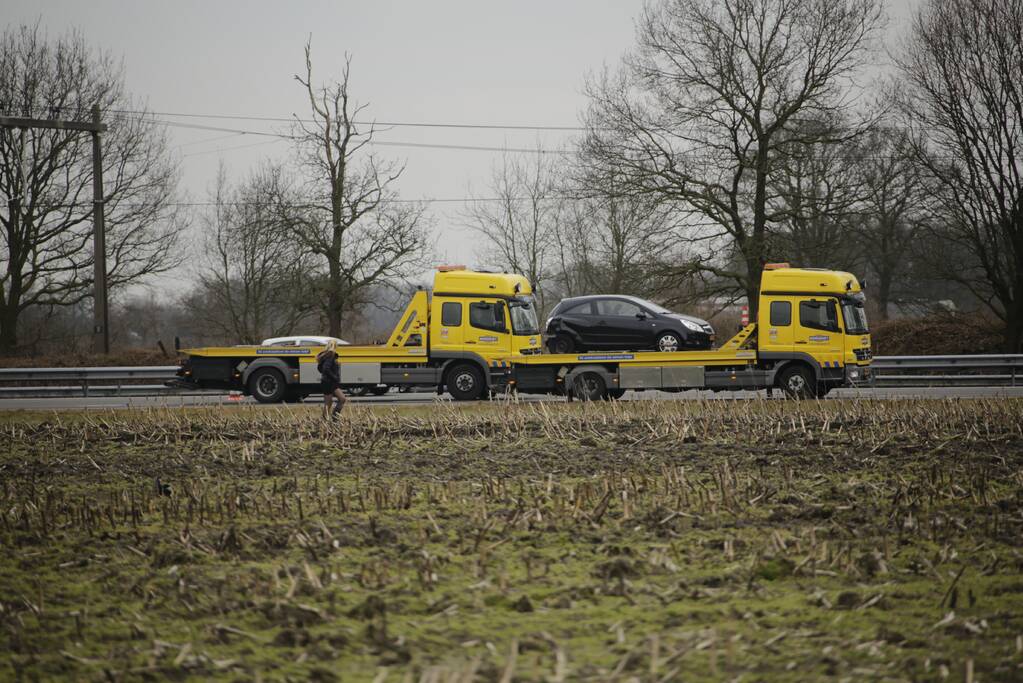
[0, 108, 109, 353]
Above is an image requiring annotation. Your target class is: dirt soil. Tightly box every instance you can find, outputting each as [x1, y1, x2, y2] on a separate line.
[1, 399, 1022, 681]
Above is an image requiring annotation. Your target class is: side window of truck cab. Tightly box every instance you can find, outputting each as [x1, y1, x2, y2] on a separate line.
[466, 300, 511, 352]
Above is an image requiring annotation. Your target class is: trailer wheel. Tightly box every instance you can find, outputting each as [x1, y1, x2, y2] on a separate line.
[778, 364, 817, 399]
[447, 363, 485, 401]
[571, 372, 607, 401]
[249, 368, 287, 403]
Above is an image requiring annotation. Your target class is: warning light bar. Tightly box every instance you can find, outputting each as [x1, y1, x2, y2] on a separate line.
[763, 263, 790, 270]
[437, 265, 467, 272]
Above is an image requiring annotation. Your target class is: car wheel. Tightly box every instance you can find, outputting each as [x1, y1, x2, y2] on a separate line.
[656, 331, 683, 352]
[571, 371, 607, 401]
[249, 368, 287, 403]
[548, 335, 574, 354]
[778, 364, 818, 399]
[447, 363, 485, 401]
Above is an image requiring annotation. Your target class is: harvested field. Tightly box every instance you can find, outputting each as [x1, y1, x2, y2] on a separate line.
[1, 399, 1022, 681]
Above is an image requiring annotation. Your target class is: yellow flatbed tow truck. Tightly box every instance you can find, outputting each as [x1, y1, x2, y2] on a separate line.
[174, 264, 872, 402]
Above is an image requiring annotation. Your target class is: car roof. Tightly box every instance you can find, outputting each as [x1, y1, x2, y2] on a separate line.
[556, 294, 661, 308]
[261, 336, 349, 345]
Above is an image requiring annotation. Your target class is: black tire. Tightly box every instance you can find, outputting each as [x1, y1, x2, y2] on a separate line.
[655, 331, 683, 352]
[777, 364, 818, 399]
[370, 385, 390, 396]
[349, 386, 372, 397]
[607, 387, 626, 400]
[571, 371, 607, 401]
[547, 335, 575, 354]
[446, 363, 485, 401]
[249, 368, 287, 403]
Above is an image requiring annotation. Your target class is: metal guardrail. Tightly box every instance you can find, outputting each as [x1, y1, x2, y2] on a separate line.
[0, 355, 1021, 398]
[870, 355, 1023, 387]
[0, 366, 179, 397]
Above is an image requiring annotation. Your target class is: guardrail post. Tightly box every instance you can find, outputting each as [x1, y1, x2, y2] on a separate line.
[83, 379, 89, 397]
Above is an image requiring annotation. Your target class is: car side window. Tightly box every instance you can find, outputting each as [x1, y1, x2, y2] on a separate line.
[441, 301, 462, 326]
[596, 299, 643, 317]
[469, 301, 506, 332]
[562, 302, 593, 315]
[799, 300, 840, 332]
[769, 301, 791, 326]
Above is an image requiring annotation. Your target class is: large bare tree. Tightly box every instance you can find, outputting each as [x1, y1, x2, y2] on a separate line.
[290, 43, 430, 338]
[897, 0, 1023, 349]
[0, 24, 182, 352]
[190, 163, 314, 344]
[462, 150, 562, 313]
[582, 0, 884, 313]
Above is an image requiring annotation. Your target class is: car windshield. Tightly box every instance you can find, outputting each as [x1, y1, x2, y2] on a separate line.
[509, 297, 540, 335]
[841, 301, 869, 335]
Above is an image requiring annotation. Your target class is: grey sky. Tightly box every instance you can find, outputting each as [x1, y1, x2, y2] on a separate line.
[6, 0, 917, 288]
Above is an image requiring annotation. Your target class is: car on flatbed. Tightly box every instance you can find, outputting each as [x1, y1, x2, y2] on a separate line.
[544, 295, 715, 354]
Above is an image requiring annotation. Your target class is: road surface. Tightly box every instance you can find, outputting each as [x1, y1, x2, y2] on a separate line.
[1, 386, 1021, 411]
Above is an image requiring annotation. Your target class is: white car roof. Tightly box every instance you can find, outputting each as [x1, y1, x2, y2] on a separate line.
[260, 336, 349, 346]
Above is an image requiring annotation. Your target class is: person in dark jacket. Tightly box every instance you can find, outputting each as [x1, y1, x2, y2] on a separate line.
[316, 341, 346, 419]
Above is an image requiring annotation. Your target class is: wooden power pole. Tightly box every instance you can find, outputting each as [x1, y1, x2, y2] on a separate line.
[0, 106, 110, 353]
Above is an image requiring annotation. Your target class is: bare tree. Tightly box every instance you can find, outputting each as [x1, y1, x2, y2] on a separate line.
[897, 0, 1023, 350]
[554, 182, 684, 300]
[290, 43, 430, 338]
[850, 125, 932, 319]
[462, 150, 562, 313]
[190, 163, 314, 344]
[767, 116, 869, 270]
[582, 0, 884, 314]
[0, 23, 182, 352]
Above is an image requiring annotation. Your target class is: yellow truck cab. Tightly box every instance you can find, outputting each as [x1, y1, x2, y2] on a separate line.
[756, 264, 872, 395]
[176, 264, 870, 402]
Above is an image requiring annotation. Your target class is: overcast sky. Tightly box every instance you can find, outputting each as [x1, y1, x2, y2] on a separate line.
[6, 0, 917, 293]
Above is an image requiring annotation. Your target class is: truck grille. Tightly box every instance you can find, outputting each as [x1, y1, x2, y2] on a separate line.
[854, 348, 872, 361]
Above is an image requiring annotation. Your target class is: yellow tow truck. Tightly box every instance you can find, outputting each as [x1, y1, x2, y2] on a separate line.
[175, 264, 871, 402]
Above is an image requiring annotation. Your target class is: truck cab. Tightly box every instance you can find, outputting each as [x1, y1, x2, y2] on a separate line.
[757, 264, 871, 396]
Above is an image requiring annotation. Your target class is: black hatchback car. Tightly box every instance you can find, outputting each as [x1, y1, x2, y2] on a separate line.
[544, 295, 715, 353]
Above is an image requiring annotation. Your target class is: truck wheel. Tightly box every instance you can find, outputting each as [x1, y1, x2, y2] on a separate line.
[656, 331, 683, 352]
[447, 364, 485, 401]
[370, 385, 390, 396]
[249, 368, 287, 403]
[778, 365, 817, 399]
[571, 372, 607, 401]
[548, 335, 574, 354]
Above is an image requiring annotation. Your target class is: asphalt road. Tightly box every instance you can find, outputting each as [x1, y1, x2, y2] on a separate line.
[2, 386, 1022, 411]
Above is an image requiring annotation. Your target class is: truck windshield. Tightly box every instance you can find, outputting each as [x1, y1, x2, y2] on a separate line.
[841, 300, 869, 335]
[509, 297, 540, 335]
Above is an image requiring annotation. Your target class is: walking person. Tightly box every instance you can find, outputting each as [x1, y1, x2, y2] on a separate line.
[317, 340, 346, 419]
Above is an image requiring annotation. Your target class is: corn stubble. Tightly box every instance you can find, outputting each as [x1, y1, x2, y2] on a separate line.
[1, 398, 1022, 681]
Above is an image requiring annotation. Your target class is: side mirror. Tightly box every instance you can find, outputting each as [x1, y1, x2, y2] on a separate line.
[636, 312, 647, 320]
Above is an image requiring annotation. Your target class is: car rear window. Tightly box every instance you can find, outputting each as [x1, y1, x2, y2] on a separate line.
[560, 301, 592, 315]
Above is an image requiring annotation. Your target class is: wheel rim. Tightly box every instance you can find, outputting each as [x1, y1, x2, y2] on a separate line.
[454, 372, 476, 393]
[257, 374, 279, 397]
[786, 373, 808, 395]
[658, 334, 680, 352]
[574, 374, 602, 399]
[555, 339, 570, 353]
